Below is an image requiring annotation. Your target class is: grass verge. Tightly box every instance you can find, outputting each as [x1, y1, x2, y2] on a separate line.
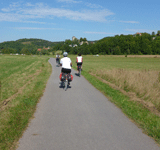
[0, 55, 52, 150]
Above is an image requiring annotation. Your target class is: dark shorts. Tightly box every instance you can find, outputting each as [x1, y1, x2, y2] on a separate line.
[77, 62, 82, 66]
[56, 58, 59, 61]
[61, 68, 71, 74]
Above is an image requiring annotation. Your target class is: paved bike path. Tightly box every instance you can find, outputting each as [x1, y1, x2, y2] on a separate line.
[17, 58, 159, 150]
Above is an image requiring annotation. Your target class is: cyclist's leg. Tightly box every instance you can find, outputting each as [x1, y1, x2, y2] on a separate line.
[77, 63, 79, 74]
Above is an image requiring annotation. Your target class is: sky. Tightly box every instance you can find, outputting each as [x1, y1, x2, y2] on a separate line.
[0, 0, 159, 43]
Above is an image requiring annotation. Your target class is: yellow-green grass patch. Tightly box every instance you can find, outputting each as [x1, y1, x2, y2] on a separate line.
[0, 55, 52, 150]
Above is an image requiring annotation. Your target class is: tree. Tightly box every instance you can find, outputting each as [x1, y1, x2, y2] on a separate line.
[113, 46, 121, 55]
[80, 37, 87, 42]
[152, 32, 155, 36]
[65, 39, 72, 45]
[157, 30, 160, 36]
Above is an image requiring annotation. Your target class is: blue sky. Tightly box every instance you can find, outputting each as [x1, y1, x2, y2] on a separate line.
[0, 0, 159, 43]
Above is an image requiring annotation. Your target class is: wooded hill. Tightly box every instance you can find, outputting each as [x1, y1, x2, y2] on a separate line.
[0, 38, 64, 55]
[0, 31, 160, 55]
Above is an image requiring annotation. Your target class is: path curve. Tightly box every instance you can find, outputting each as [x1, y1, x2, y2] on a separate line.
[17, 58, 159, 150]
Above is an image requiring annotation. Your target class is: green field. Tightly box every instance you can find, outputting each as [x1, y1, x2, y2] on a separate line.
[0, 54, 160, 149]
[70, 55, 160, 109]
[0, 55, 52, 150]
[70, 55, 160, 71]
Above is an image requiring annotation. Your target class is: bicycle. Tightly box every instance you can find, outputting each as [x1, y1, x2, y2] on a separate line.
[56, 58, 60, 67]
[78, 65, 81, 77]
[60, 73, 72, 91]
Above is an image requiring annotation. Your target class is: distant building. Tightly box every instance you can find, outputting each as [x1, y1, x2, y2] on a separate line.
[73, 44, 78, 47]
[43, 47, 50, 50]
[37, 47, 50, 51]
[133, 32, 142, 37]
[152, 37, 156, 40]
[37, 49, 42, 51]
[80, 41, 89, 45]
[136, 32, 142, 36]
[72, 36, 77, 41]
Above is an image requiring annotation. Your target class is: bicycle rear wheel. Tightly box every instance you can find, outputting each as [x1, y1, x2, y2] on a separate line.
[79, 69, 81, 77]
[65, 80, 68, 91]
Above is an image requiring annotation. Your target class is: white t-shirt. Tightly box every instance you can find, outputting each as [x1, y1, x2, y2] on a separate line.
[60, 57, 72, 69]
[76, 56, 83, 63]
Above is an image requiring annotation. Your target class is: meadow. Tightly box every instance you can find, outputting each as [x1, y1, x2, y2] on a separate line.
[0, 54, 160, 149]
[70, 55, 160, 112]
[0, 55, 52, 150]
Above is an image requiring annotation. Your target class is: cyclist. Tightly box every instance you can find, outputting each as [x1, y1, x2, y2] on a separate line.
[60, 52, 72, 74]
[56, 53, 60, 65]
[76, 53, 83, 74]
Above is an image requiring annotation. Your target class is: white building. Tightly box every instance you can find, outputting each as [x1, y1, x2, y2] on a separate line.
[72, 36, 77, 41]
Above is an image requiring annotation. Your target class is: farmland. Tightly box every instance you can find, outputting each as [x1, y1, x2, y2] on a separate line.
[70, 55, 160, 111]
[0, 54, 160, 149]
[0, 55, 52, 150]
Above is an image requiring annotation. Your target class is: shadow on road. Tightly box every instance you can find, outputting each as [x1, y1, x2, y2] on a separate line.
[56, 64, 60, 67]
[59, 82, 71, 89]
[75, 73, 80, 77]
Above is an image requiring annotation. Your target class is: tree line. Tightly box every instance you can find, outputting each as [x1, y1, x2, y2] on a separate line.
[0, 31, 160, 55]
[57, 31, 160, 55]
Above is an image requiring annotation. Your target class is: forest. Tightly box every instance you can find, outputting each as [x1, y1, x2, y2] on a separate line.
[0, 31, 160, 55]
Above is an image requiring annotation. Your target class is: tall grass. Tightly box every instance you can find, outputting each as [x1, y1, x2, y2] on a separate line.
[92, 69, 160, 111]
[70, 55, 160, 112]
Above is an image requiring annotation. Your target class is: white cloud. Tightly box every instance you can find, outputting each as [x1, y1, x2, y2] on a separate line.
[25, 3, 35, 7]
[0, 12, 21, 22]
[57, 0, 82, 3]
[0, 2, 114, 23]
[22, 21, 46, 24]
[14, 27, 63, 30]
[84, 31, 115, 35]
[125, 29, 154, 33]
[85, 2, 103, 9]
[119, 21, 139, 24]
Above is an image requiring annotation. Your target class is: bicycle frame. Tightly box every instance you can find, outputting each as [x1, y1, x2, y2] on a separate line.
[61, 73, 70, 91]
[56, 59, 60, 66]
[78, 66, 81, 77]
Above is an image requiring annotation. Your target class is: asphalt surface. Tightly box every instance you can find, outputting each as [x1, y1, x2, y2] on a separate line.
[17, 58, 160, 150]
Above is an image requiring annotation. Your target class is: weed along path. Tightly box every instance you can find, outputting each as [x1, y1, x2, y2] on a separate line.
[17, 58, 159, 150]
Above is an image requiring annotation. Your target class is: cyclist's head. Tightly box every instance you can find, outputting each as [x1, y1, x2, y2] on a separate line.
[63, 52, 68, 57]
[78, 53, 81, 56]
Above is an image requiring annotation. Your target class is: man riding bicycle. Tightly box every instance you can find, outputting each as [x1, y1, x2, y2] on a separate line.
[60, 52, 72, 74]
[56, 53, 60, 65]
[76, 53, 83, 74]
[60, 52, 72, 86]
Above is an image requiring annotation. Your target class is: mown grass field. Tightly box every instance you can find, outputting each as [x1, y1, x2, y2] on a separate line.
[0, 55, 52, 150]
[69, 54, 160, 145]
